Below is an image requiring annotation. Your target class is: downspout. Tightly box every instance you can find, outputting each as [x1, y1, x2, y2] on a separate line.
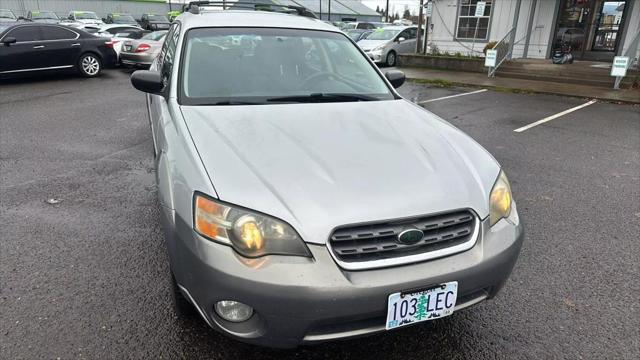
[523, 0, 537, 58]
[508, 0, 523, 60]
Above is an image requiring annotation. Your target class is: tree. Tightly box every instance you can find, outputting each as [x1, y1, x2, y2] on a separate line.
[403, 9, 411, 20]
[376, 5, 380, 13]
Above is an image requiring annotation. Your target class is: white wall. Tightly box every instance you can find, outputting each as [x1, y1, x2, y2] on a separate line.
[426, 0, 558, 59]
[619, 0, 639, 65]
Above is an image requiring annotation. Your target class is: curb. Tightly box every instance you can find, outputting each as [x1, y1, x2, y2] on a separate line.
[405, 77, 640, 105]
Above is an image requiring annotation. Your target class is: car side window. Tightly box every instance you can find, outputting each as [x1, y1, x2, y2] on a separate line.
[42, 26, 77, 41]
[159, 23, 180, 85]
[6, 26, 42, 42]
[397, 30, 410, 41]
[407, 28, 417, 39]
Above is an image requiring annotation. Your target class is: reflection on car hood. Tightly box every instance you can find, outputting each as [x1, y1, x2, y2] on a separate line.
[181, 100, 500, 244]
[357, 39, 389, 51]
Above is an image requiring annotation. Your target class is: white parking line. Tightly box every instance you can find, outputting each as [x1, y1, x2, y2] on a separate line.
[418, 89, 488, 104]
[513, 100, 597, 133]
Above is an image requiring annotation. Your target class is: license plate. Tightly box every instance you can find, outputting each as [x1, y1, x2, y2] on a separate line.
[385, 281, 458, 330]
[124, 45, 132, 51]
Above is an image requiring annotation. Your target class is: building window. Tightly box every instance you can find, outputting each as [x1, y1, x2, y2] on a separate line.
[456, 0, 492, 40]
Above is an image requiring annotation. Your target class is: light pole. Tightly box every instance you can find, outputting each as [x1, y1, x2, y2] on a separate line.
[328, 0, 331, 21]
[416, 0, 424, 53]
[385, 0, 389, 22]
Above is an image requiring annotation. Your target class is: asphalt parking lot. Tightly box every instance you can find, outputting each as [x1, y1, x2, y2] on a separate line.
[1, 70, 639, 359]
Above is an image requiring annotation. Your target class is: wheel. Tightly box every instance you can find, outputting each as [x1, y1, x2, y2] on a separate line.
[78, 53, 102, 77]
[386, 51, 397, 67]
[171, 273, 196, 318]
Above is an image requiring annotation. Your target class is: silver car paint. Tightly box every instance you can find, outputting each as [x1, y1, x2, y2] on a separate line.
[358, 26, 417, 63]
[181, 101, 499, 245]
[140, 11, 523, 348]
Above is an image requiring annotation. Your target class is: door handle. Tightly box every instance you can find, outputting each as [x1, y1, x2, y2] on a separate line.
[33, 45, 45, 49]
[71, 43, 81, 47]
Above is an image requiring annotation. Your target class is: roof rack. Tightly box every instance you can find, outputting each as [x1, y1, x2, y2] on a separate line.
[183, 1, 318, 19]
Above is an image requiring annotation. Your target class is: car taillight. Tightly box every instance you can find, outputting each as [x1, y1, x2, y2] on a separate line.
[136, 44, 151, 53]
[105, 40, 115, 48]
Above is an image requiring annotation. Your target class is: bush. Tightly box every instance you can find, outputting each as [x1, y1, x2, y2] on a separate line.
[483, 41, 498, 55]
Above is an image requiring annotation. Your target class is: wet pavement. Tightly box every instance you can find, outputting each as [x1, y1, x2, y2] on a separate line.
[1, 71, 639, 359]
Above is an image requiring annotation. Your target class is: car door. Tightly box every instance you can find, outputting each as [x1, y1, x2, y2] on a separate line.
[0, 25, 47, 73]
[395, 29, 415, 54]
[40, 25, 82, 67]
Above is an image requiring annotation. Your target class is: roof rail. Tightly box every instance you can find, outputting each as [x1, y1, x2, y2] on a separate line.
[183, 1, 318, 19]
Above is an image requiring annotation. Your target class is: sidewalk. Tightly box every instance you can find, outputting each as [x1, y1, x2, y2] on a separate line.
[396, 67, 640, 104]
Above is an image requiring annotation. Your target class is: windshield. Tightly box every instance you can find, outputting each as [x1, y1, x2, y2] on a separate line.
[366, 29, 400, 41]
[75, 12, 98, 20]
[32, 11, 59, 20]
[0, 10, 16, 19]
[142, 30, 167, 41]
[112, 15, 136, 23]
[181, 28, 394, 105]
[147, 14, 168, 22]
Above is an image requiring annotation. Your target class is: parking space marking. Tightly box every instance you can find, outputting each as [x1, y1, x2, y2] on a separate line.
[514, 100, 597, 133]
[418, 89, 488, 104]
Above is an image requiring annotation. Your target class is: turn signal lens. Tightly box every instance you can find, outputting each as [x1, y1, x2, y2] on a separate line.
[489, 171, 513, 226]
[194, 195, 231, 242]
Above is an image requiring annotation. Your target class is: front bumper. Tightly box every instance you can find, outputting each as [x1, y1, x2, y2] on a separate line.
[163, 206, 524, 348]
[365, 50, 384, 63]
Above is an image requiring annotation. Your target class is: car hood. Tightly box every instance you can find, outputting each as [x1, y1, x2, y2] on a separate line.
[358, 39, 388, 51]
[181, 100, 500, 245]
[77, 19, 103, 25]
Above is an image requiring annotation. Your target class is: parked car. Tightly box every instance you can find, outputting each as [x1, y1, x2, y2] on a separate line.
[358, 26, 421, 66]
[120, 30, 167, 68]
[344, 21, 376, 30]
[64, 11, 104, 27]
[345, 29, 372, 42]
[25, 10, 60, 24]
[0, 23, 116, 77]
[95, 25, 148, 63]
[103, 13, 139, 26]
[0, 9, 17, 23]
[139, 13, 170, 30]
[129, 6, 523, 349]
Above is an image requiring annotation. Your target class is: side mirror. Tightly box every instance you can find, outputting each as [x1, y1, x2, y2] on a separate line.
[3, 37, 17, 46]
[131, 70, 164, 94]
[397, 37, 406, 43]
[385, 70, 406, 88]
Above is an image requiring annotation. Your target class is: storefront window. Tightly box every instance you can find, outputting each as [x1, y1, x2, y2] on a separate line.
[456, 0, 493, 40]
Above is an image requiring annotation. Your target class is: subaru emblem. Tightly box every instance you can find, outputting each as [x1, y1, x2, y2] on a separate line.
[397, 228, 424, 245]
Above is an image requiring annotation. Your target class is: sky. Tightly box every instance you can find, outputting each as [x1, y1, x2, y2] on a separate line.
[361, 0, 421, 16]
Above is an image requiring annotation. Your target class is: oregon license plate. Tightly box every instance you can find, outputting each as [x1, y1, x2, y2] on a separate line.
[385, 281, 458, 330]
[124, 45, 132, 51]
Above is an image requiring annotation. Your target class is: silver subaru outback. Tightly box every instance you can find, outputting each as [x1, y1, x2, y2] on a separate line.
[130, 2, 523, 349]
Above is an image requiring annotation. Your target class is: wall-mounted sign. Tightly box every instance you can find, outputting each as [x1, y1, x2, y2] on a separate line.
[611, 56, 629, 77]
[424, 2, 433, 17]
[485, 49, 497, 67]
[475, 1, 486, 17]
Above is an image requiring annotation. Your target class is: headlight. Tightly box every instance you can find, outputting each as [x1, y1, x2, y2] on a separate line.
[489, 171, 512, 226]
[372, 44, 385, 52]
[193, 193, 311, 258]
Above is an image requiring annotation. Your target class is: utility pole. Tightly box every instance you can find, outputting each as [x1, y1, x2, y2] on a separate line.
[416, 0, 424, 53]
[385, 0, 389, 22]
[319, 0, 322, 20]
[423, 1, 430, 54]
[328, 0, 331, 21]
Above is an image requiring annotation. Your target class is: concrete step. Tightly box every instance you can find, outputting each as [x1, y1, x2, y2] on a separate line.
[494, 70, 623, 88]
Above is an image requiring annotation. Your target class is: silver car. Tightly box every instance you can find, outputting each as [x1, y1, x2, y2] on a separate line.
[130, 5, 523, 349]
[359, 26, 420, 66]
[120, 30, 167, 68]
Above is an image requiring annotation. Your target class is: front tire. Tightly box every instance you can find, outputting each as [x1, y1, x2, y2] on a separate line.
[386, 51, 397, 67]
[78, 53, 102, 77]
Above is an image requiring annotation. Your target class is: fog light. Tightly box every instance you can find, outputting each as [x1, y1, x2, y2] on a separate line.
[214, 300, 253, 322]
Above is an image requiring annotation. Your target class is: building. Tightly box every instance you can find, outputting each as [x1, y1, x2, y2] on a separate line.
[1, 0, 382, 22]
[423, 0, 639, 63]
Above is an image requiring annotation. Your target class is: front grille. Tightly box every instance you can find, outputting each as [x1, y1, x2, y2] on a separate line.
[328, 210, 478, 266]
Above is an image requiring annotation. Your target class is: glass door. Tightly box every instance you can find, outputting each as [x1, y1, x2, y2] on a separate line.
[591, 1, 626, 51]
[554, 0, 594, 54]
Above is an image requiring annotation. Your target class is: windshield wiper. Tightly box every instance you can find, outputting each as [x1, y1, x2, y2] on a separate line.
[212, 100, 264, 105]
[267, 93, 378, 103]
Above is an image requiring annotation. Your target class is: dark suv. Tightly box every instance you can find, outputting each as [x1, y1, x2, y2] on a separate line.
[139, 13, 170, 30]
